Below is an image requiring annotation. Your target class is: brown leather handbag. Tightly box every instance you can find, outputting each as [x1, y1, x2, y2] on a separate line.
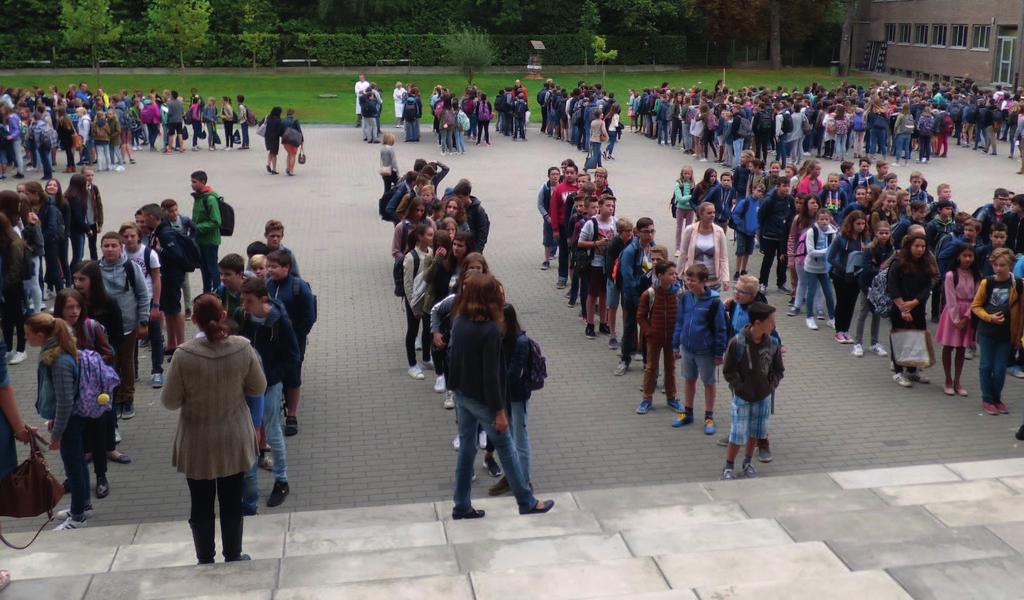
[0, 431, 65, 549]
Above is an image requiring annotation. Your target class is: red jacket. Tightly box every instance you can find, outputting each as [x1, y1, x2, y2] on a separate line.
[550, 181, 579, 232]
[637, 284, 679, 343]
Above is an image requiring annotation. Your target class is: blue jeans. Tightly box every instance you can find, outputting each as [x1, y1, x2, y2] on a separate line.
[453, 392, 537, 513]
[60, 414, 90, 518]
[777, 139, 794, 168]
[454, 130, 466, 153]
[404, 119, 419, 142]
[70, 232, 86, 274]
[38, 141, 52, 179]
[240, 123, 250, 148]
[584, 141, 602, 171]
[978, 335, 1012, 404]
[199, 243, 219, 293]
[804, 271, 835, 319]
[870, 127, 888, 156]
[732, 138, 744, 167]
[894, 133, 911, 161]
[657, 120, 669, 144]
[509, 400, 530, 483]
[606, 132, 618, 156]
[243, 383, 288, 513]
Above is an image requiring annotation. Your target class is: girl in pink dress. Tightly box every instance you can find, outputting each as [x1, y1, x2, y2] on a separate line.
[935, 246, 981, 396]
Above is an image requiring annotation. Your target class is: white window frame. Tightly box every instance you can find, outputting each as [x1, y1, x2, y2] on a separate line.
[898, 23, 912, 44]
[931, 24, 947, 47]
[971, 25, 991, 50]
[914, 24, 929, 46]
[950, 24, 968, 49]
[886, 24, 897, 44]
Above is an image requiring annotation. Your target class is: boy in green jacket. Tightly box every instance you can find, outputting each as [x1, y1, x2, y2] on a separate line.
[190, 170, 222, 293]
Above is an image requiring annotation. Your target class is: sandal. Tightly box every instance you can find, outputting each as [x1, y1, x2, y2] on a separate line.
[451, 508, 485, 520]
[519, 499, 555, 515]
[285, 416, 298, 436]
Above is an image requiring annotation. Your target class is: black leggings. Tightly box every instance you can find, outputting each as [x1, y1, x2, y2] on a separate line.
[758, 238, 787, 288]
[83, 411, 112, 478]
[404, 300, 430, 367]
[476, 121, 490, 144]
[1, 285, 25, 353]
[831, 274, 860, 334]
[43, 240, 63, 291]
[224, 121, 235, 148]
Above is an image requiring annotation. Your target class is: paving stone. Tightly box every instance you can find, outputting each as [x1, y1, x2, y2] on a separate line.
[701, 474, 840, 501]
[83, 558, 279, 600]
[827, 526, 1017, 571]
[287, 503, 438, 532]
[469, 557, 669, 600]
[594, 501, 747, 531]
[274, 575, 474, 600]
[278, 545, 458, 588]
[655, 541, 848, 589]
[572, 483, 712, 512]
[987, 521, 1024, 553]
[694, 570, 912, 600]
[0, 574, 91, 600]
[583, 592, 697, 600]
[188, 593, 273, 600]
[15, 524, 139, 552]
[453, 533, 631, 572]
[2, 547, 116, 580]
[434, 492, 579, 520]
[924, 495, 1024, 527]
[285, 521, 445, 556]
[621, 519, 793, 556]
[111, 540, 284, 571]
[873, 479, 1017, 506]
[997, 475, 1024, 493]
[829, 464, 962, 489]
[738, 489, 887, 519]
[444, 509, 603, 544]
[778, 507, 946, 544]
[946, 457, 1024, 480]
[133, 514, 288, 545]
[888, 555, 1024, 600]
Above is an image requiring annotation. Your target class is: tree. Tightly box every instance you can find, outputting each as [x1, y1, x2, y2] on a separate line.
[238, 0, 278, 68]
[768, 0, 781, 69]
[59, 0, 122, 85]
[592, 36, 618, 86]
[444, 28, 495, 84]
[147, 0, 212, 73]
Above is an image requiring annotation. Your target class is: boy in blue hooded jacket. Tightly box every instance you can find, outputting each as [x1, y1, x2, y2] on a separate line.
[671, 263, 727, 434]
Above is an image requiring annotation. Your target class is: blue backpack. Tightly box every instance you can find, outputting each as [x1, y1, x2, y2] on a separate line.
[74, 348, 120, 419]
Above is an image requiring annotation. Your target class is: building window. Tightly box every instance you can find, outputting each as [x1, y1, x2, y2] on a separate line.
[914, 24, 928, 45]
[898, 23, 911, 44]
[972, 25, 991, 49]
[886, 24, 897, 43]
[932, 24, 947, 47]
[951, 24, 968, 48]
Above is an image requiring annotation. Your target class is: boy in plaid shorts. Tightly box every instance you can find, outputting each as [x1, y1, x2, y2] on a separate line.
[721, 302, 784, 480]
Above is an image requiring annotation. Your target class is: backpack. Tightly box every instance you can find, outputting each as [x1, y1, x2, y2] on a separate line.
[393, 247, 419, 297]
[403, 96, 418, 121]
[74, 346, 120, 419]
[495, 93, 507, 112]
[800, 112, 813, 134]
[525, 336, 548, 391]
[205, 195, 235, 237]
[867, 266, 893, 314]
[781, 111, 793, 134]
[738, 116, 753, 138]
[731, 329, 779, 364]
[706, 112, 718, 131]
[756, 111, 773, 134]
[245, 107, 257, 127]
[852, 113, 865, 132]
[456, 110, 470, 132]
[292, 277, 317, 330]
[478, 101, 492, 121]
[443, 110, 455, 128]
[171, 228, 201, 272]
[918, 116, 933, 136]
[934, 232, 956, 272]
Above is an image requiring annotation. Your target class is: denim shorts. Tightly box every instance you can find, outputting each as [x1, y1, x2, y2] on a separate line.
[606, 280, 621, 308]
[728, 394, 772, 444]
[735, 232, 755, 257]
[680, 350, 717, 384]
[542, 219, 556, 248]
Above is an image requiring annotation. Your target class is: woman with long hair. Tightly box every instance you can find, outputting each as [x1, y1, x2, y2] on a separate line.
[43, 179, 72, 288]
[488, 302, 535, 496]
[787, 194, 820, 314]
[448, 272, 553, 519]
[0, 213, 27, 363]
[679, 202, 730, 291]
[888, 233, 938, 387]
[55, 106, 77, 172]
[220, 96, 236, 150]
[161, 294, 267, 564]
[264, 106, 282, 175]
[828, 210, 870, 344]
[403, 223, 434, 380]
[475, 92, 492, 146]
[64, 173, 90, 274]
[673, 165, 697, 254]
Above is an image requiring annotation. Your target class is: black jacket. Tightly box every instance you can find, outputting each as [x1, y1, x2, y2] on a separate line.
[757, 190, 795, 241]
[151, 220, 188, 279]
[448, 317, 506, 413]
[464, 196, 491, 252]
[235, 299, 300, 388]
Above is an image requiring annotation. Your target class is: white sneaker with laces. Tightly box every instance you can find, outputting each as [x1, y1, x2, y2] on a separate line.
[871, 343, 888, 357]
[806, 317, 819, 330]
[57, 506, 94, 520]
[825, 319, 835, 329]
[452, 434, 460, 450]
[433, 375, 446, 393]
[444, 391, 455, 409]
[8, 351, 26, 365]
[893, 373, 912, 387]
[414, 337, 422, 352]
[407, 365, 424, 380]
[478, 430, 487, 449]
[852, 344, 864, 357]
[53, 516, 87, 530]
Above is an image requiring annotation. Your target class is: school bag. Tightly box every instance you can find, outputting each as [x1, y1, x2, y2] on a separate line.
[781, 111, 793, 134]
[917, 116, 933, 136]
[403, 96, 418, 121]
[867, 266, 892, 314]
[245, 107, 257, 127]
[800, 111, 814, 135]
[756, 111, 773, 134]
[292, 277, 318, 330]
[205, 195, 235, 237]
[852, 113, 864, 132]
[525, 336, 548, 391]
[73, 344, 120, 419]
[706, 112, 718, 131]
[477, 101, 492, 121]
[738, 115, 753, 138]
[393, 244, 419, 298]
[731, 329, 779, 364]
[456, 110, 470, 132]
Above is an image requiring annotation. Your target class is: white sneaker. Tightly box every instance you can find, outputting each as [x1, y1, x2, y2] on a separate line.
[871, 343, 889, 357]
[414, 337, 422, 352]
[9, 351, 26, 365]
[825, 319, 835, 329]
[53, 516, 88, 530]
[444, 391, 455, 409]
[852, 344, 864, 357]
[433, 374, 446, 393]
[57, 506, 94, 520]
[407, 365, 424, 380]
[893, 373, 913, 387]
[478, 430, 487, 449]
[965, 347, 975, 360]
[806, 317, 819, 330]
[421, 360, 434, 370]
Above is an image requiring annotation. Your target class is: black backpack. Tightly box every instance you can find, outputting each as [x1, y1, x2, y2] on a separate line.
[171, 229, 201, 272]
[781, 111, 793, 134]
[393, 245, 419, 298]
[206, 195, 235, 237]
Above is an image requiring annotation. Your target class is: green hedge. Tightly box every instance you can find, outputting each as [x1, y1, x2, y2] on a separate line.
[0, 33, 686, 68]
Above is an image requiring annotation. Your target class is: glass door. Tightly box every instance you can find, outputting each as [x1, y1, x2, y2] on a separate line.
[995, 36, 1014, 84]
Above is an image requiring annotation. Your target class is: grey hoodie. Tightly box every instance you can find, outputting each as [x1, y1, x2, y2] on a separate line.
[100, 253, 150, 333]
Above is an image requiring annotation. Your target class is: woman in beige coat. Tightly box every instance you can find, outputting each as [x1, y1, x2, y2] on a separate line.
[678, 202, 730, 291]
[161, 294, 267, 565]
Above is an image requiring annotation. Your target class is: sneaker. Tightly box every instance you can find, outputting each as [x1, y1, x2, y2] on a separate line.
[825, 319, 835, 329]
[717, 435, 729, 447]
[893, 373, 912, 387]
[121, 401, 135, 420]
[852, 344, 864, 357]
[909, 372, 929, 384]
[414, 337, 422, 352]
[407, 365, 425, 380]
[1010, 366, 1024, 379]
[742, 462, 758, 478]
[567, 300, 576, 308]
[1016, 426, 1024, 441]
[267, 481, 290, 508]
[839, 333, 853, 344]
[57, 505, 94, 520]
[786, 306, 799, 317]
[478, 430, 487, 449]
[556, 278, 566, 289]
[720, 467, 735, 480]
[996, 402, 1010, 414]
[444, 391, 455, 409]
[608, 337, 619, 351]
[636, 399, 653, 414]
[598, 323, 611, 335]
[540, 260, 550, 270]
[8, 351, 26, 365]
[484, 455, 503, 478]
[983, 402, 1000, 415]
[53, 515, 88, 530]
[631, 352, 644, 362]
[806, 317, 818, 330]
[452, 434, 460, 450]
[871, 344, 889, 357]
[667, 398, 684, 413]
[965, 347, 975, 360]
[704, 418, 716, 435]
[585, 324, 596, 339]
[672, 412, 694, 428]
[757, 446, 773, 463]
[151, 373, 163, 388]
[114, 426, 121, 444]
[433, 374, 446, 393]
[421, 360, 434, 370]
[833, 333, 845, 344]
[259, 453, 274, 471]
[614, 361, 628, 375]
[777, 284, 792, 294]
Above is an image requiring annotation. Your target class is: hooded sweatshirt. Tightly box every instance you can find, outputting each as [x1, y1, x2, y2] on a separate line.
[236, 298, 300, 387]
[723, 325, 784, 402]
[191, 184, 222, 246]
[100, 253, 150, 333]
[672, 288, 727, 357]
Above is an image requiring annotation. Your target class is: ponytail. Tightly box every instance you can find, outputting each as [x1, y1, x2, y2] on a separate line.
[26, 313, 78, 361]
[191, 293, 230, 342]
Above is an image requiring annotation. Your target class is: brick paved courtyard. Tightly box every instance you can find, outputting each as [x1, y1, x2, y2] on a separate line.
[3, 121, 1024, 531]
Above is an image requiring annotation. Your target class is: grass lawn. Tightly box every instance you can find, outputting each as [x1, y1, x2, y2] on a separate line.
[2, 68, 874, 124]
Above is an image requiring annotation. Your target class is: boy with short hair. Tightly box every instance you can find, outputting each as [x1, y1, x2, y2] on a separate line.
[636, 261, 683, 415]
[731, 183, 764, 279]
[603, 217, 633, 351]
[720, 301, 784, 480]
[578, 195, 616, 339]
[216, 253, 248, 318]
[99, 231, 150, 419]
[264, 220, 299, 278]
[119, 222, 163, 388]
[671, 264, 727, 434]
[266, 250, 316, 436]
[161, 198, 195, 318]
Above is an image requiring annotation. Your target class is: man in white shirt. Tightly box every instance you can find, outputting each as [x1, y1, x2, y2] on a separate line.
[354, 74, 371, 126]
[120, 222, 164, 388]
